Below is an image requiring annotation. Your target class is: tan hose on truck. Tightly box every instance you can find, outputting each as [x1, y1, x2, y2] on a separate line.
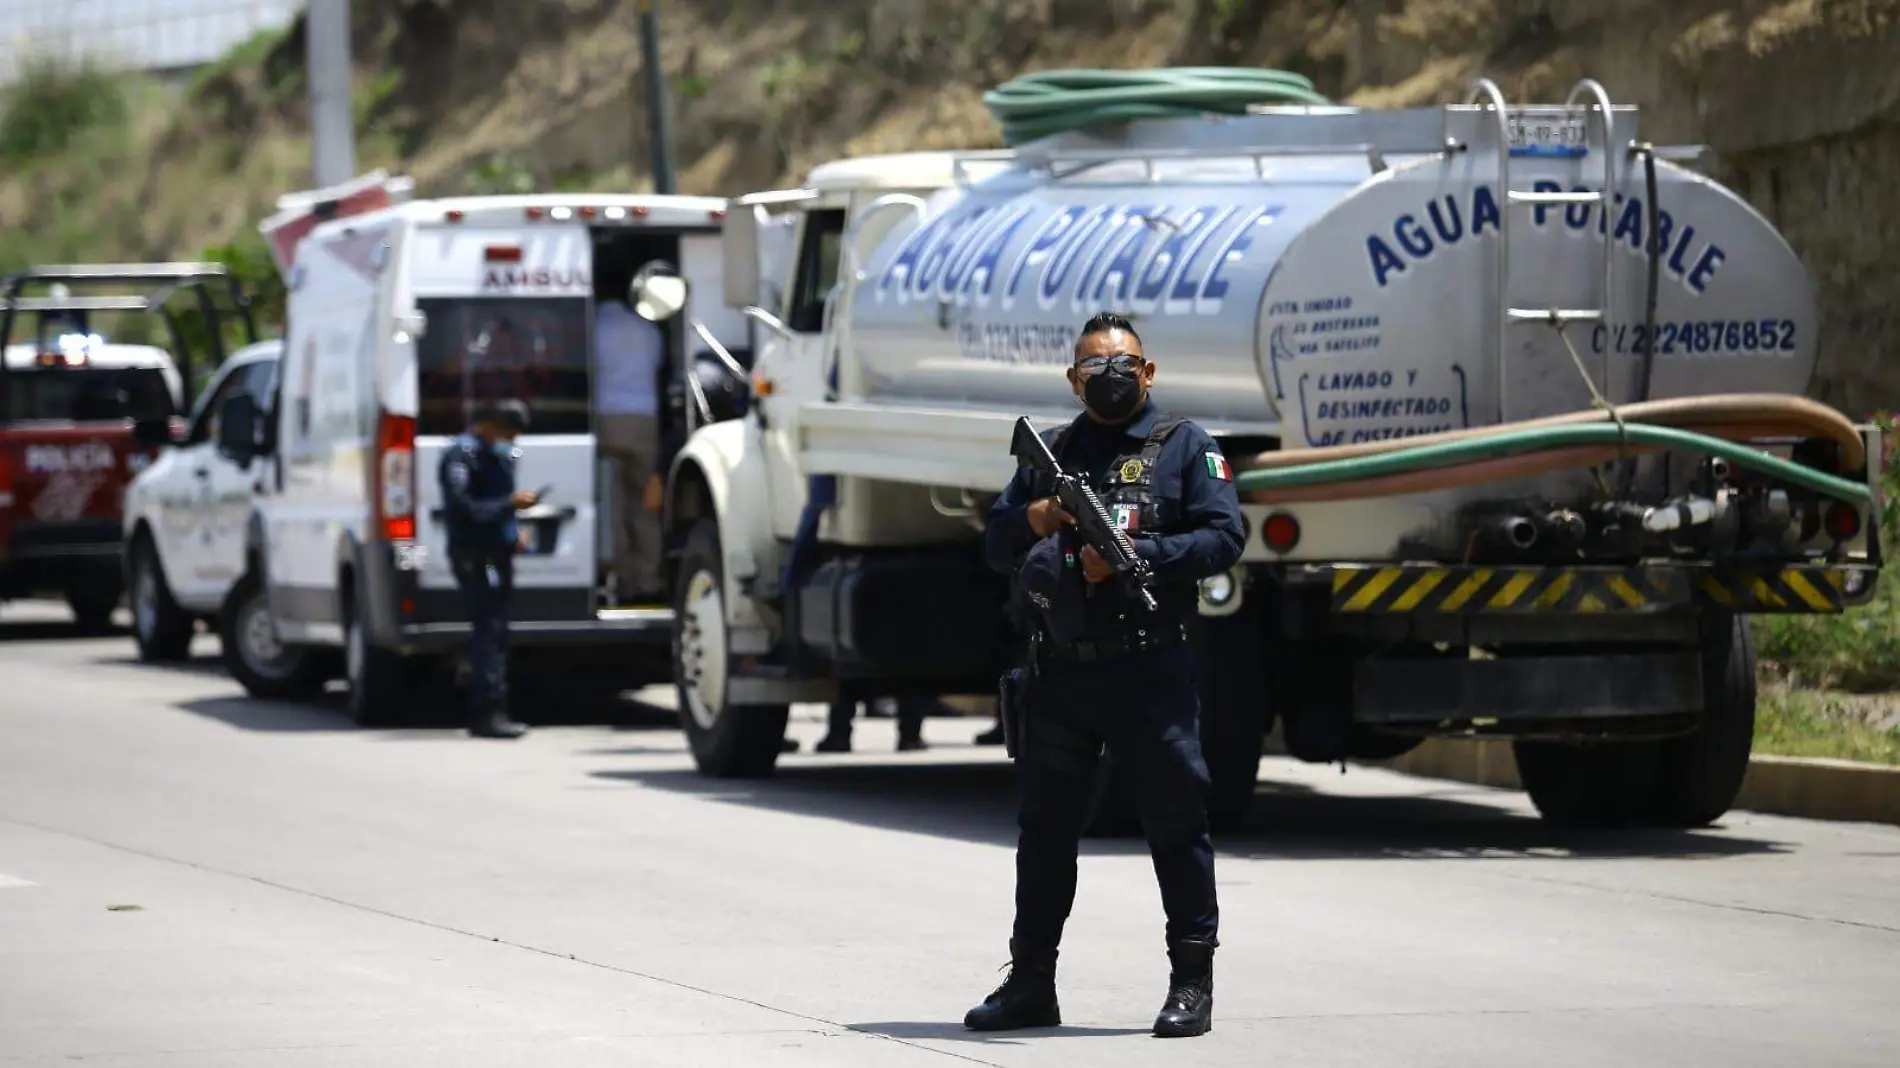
[1236, 394, 1865, 505]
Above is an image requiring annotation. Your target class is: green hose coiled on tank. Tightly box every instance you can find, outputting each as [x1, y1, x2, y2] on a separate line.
[981, 68, 1333, 145]
[1232, 424, 1873, 504]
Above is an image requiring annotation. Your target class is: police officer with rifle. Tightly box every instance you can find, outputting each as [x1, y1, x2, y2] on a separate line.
[967, 312, 1245, 1039]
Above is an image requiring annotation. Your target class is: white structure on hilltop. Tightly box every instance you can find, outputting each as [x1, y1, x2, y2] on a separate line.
[0, 0, 301, 83]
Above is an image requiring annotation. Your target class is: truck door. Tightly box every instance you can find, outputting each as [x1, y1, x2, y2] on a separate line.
[159, 358, 269, 603]
[410, 234, 596, 621]
[754, 207, 846, 539]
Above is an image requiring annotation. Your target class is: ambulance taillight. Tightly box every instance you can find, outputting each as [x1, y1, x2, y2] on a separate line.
[376, 413, 417, 542]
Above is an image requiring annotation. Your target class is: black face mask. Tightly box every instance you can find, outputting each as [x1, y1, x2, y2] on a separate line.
[1083, 368, 1144, 423]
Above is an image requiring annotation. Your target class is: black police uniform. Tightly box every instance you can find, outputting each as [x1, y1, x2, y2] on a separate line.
[970, 397, 1245, 1037]
[439, 432, 523, 733]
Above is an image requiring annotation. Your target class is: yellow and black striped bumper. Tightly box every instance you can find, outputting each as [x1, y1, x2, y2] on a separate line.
[1329, 563, 1861, 615]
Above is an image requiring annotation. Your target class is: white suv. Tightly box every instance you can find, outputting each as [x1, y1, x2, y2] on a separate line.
[122, 340, 284, 661]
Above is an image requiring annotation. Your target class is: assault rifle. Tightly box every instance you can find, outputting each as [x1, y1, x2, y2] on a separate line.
[1009, 416, 1158, 612]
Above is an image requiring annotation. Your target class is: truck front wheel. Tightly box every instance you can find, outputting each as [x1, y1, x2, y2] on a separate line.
[674, 519, 789, 778]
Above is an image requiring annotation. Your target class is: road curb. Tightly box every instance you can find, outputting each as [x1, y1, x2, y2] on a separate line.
[1364, 738, 1900, 826]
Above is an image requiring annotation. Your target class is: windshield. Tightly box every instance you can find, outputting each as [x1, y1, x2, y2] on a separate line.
[415, 297, 589, 437]
[1, 367, 178, 424]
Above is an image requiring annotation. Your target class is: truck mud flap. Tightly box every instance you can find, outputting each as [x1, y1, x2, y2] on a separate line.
[1329, 563, 1857, 615]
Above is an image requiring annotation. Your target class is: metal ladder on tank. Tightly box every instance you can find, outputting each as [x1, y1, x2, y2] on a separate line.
[1465, 78, 1622, 425]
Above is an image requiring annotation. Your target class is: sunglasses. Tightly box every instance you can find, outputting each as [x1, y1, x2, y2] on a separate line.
[1073, 354, 1144, 377]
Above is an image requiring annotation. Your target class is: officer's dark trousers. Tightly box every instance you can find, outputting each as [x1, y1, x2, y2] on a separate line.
[1013, 641, 1218, 952]
[450, 549, 513, 712]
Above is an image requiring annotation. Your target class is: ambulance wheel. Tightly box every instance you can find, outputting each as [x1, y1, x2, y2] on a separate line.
[1641, 615, 1756, 828]
[343, 585, 408, 728]
[130, 537, 194, 662]
[221, 571, 327, 701]
[674, 519, 788, 778]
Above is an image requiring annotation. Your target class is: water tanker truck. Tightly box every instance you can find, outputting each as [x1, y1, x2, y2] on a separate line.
[647, 70, 1882, 830]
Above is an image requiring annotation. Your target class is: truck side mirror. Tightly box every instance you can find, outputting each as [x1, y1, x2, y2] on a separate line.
[215, 394, 260, 468]
[721, 204, 762, 309]
[631, 263, 689, 322]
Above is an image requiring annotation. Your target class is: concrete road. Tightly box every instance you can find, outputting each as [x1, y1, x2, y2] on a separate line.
[1, 602, 1897, 1067]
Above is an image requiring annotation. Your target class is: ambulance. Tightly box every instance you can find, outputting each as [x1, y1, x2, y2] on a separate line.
[211, 186, 748, 724]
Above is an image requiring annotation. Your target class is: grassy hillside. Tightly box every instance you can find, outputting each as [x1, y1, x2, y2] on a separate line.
[4, 1, 1896, 403]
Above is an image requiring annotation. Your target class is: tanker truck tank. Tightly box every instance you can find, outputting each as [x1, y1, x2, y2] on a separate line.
[844, 91, 1819, 452]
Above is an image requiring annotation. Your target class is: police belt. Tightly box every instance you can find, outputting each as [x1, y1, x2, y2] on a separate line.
[1040, 623, 1187, 663]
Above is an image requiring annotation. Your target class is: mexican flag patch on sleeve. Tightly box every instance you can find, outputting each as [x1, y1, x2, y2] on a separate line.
[1203, 451, 1233, 481]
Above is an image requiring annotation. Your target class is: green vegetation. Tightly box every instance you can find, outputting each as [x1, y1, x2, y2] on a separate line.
[0, 52, 294, 396]
[1750, 413, 1900, 763]
[1756, 683, 1900, 766]
[0, 57, 130, 161]
[0, 57, 158, 273]
[1754, 414, 1900, 693]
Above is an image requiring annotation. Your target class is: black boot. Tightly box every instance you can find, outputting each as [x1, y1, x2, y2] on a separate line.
[1152, 939, 1214, 1037]
[974, 721, 1006, 746]
[963, 941, 1060, 1031]
[468, 703, 527, 739]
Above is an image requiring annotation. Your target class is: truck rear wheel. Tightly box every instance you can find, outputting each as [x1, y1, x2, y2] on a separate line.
[1643, 615, 1756, 828]
[129, 537, 195, 662]
[674, 519, 788, 778]
[1513, 618, 1756, 829]
[220, 571, 327, 700]
[1512, 738, 1660, 828]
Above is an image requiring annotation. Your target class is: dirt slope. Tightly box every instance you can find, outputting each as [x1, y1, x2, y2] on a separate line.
[0, 0, 1894, 408]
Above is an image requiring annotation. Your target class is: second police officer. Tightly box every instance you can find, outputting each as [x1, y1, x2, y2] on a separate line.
[968, 312, 1246, 1038]
[439, 398, 540, 740]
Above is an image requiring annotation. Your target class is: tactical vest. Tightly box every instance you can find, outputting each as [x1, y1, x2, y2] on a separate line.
[1040, 412, 1189, 538]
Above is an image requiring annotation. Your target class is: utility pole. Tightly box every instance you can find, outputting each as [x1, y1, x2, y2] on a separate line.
[635, 0, 677, 194]
[307, 0, 357, 186]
